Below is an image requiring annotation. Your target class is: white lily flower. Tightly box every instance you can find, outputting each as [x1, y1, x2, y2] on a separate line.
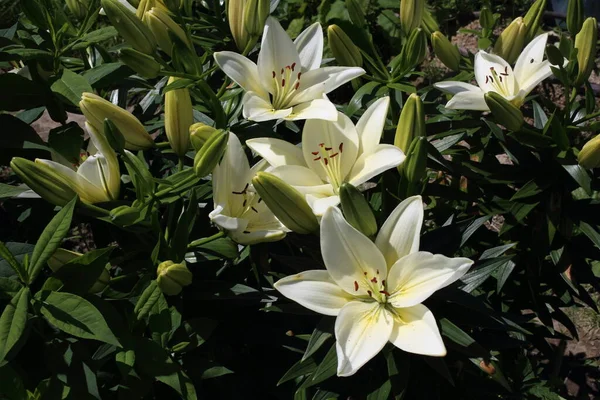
[35, 123, 121, 204]
[274, 196, 474, 377]
[434, 33, 557, 111]
[209, 133, 288, 245]
[214, 17, 365, 122]
[246, 97, 405, 216]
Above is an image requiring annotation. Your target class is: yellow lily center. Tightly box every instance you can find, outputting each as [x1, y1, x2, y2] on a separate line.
[352, 269, 390, 304]
[231, 183, 263, 232]
[485, 66, 515, 98]
[271, 63, 302, 109]
[310, 141, 346, 192]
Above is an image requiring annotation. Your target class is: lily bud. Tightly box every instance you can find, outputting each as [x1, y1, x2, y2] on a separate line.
[101, 0, 157, 55]
[567, 0, 584, 35]
[523, 0, 546, 43]
[137, 0, 168, 19]
[145, 7, 192, 56]
[10, 157, 76, 207]
[243, 0, 270, 38]
[400, 0, 424, 36]
[119, 48, 161, 78]
[431, 31, 460, 71]
[578, 134, 600, 169]
[420, 8, 440, 36]
[494, 17, 527, 64]
[194, 129, 229, 177]
[403, 136, 428, 183]
[165, 77, 193, 158]
[395, 93, 425, 156]
[339, 183, 377, 238]
[80, 92, 154, 150]
[189, 122, 217, 151]
[228, 0, 252, 52]
[252, 172, 319, 234]
[574, 18, 597, 86]
[156, 260, 192, 296]
[110, 205, 141, 226]
[48, 249, 111, 293]
[66, 0, 90, 19]
[402, 28, 427, 70]
[346, 0, 366, 28]
[484, 92, 524, 131]
[328, 25, 363, 67]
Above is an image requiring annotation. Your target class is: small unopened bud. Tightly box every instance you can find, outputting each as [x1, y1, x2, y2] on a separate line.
[402, 28, 427, 70]
[145, 7, 192, 56]
[574, 17, 597, 86]
[156, 260, 192, 296]
[10, 157, 77, 207]
[523, 0, 547, 43]
[101, 0, 157, 55]
[189, 122, 218, 151]
[567, 0, 584, 35]
[243, 0, 270, 38]
[403, 136, 428, 184]
[228, 0, 252, 52]
[194, 130, 230, 178]
[400, 0, 424, 36]
[346, 0, 366, 28]
[420, 8, 440, 36]
[252, 172, 319, 234]
[66, 0, 90, 19]
[431, 31, 460, 71]
[119, 48, 161, 79]
[578, 134, 600, 169]
[165, 77, 193, 158]
[110, 205, 141, 226]
[339, 183, 377, 238]
[395, 93, 425, 156]
[484, 92, 524, 131]
[328, 25, 363, 67]
[48, 249, 111, 294]
[494, 17, 527, 64]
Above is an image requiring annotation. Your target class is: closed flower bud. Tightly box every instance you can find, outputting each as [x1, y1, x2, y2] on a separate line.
[328, 25, 363, 67]
[119, 47, 161, 78]
[484, 92, 524, 131]
[346, 0, 366, 28]
[395, 93, 425, 157]
[194, 129, 229, 177]
[402, 28, 427, 70]
[137, 0, 168, 19]
[578, 134, 600, 169]
[431, 31, 461, 71]
[339, 183, 377, 238]
[252, 172, 319, 234]
[145, 7, 192, 56]
[400, 0, 424, 36]
[10, 157, 77, 207]
[243, 0, 270, 38]
[567, 0, 584, 35]
[523, 0, 546, 43]
[110, 205, 141, 226]
[494, 17, 527, 64]
[228, 0, 252, 52]
[156, 260, 192, 296]
[165, 77, 193, 158]
[101, 0, 157, 55]
[80, 93, 154, 151]
[189, 122, 217, 151]
[403, 135, 428, 183]
[420, 8, 440, 36]
[48, 249, 111, 294]
[66, 0, 90, 19]
[574, 17, 597, 86]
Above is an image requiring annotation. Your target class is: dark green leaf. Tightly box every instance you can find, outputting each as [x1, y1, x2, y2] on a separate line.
[0, 242, 26, 282]
[0, 183, 28, 199]
[277, 357, 318, 386]
[0, 74, 45, 111]
[0, 287, 30, 361]
[51, 247, 113, 294]
[134, 280, 162, 321]
[302, 318, 333, 361]
[51, 69, 94, 106]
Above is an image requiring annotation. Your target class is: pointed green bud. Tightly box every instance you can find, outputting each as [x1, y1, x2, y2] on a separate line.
[110, 205, 141, 226]
[194, 130, 229, 178]
[156, 260, 192, 295]
[228, 0, 253, 52]
[402, 28, 427, 70]
[523, 0, 547, 43]
[346, 0, 366, 28]
[48, 249, 111, 294]
[431, 31, 461, 71]
[403, 136, 428, 183]
[420, 8, 440, 36]
[395, 93, 425, 158]
[484, 92, 524, 131]
[145, 7, 192, 56]
[339, 183, 377, 238]
[243, 0, 270, 38]
[189, 122, 218, 151]
[103, 119, 126, 154]
[119, 48, 161, 79]
[578, 134, 600, 169]
[165, 77, 193, 158]
[574, 17, 597, 86]
[66, 0, 90, 19]
[252, 172, 319, 234]
[479, 7, 495, 31]
[494, 17, 527, 64]
[10, 157, 77, 207]
[567, 0, 584, 35]
[400, 0, 424, 36]
[101, 0, 157, 55]
[328, 25, 363, 67]
[137, 0, 168, 20]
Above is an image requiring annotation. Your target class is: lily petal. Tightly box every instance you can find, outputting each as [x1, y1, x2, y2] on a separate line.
[230, 228, 286, 245]
[389, 303, 447, 356]
[36, 159, 108, 204]
[77, 155, 119, 201]
[294, 21, 323, 71]
[268, 165, 325, 186]
[274, 270, 354, 316]
[294, 67, 365, 102]
[306, 193, 340, 216]
[286, 97, 338, 121]
[242, 91, 293, 122]
[321, 207, 388, 295]
[257, 17, 301, 92]
[246, 138, 306, 167]
[514, 33, 549, 85]
[445, 91, 489, 111]
[213, 134, 251, 217]
[375, 195, 423, 266]
[474, 51, 517, 95]
[515, 60, 553, 99]
[335, 301, 393, 377]
[348, 144, 405, 187]
[434, 81, 483, 94]
[209, 205, 250, 231]
[355, 97, 390, 156]
[387, 252, 473, 308]
[214, 51, 269, 99]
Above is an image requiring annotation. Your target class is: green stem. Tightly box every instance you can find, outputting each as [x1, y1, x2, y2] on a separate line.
[188, 231, 226, 249]
[154, 174, 198, 199]
[178, 158, 184, 172]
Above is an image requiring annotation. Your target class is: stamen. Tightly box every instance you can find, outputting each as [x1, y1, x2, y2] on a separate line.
[280, 68, 284, 74]
[486, 76, 489, 84]
[258, 198, 263, 203]
[243, 199, 247, 207]
[313, 156, 321, 161]
[367, 290, 372, 297]
[298, 72, 302, 79]
[370, 277, 378, 283]
[243, 230, 251, 234]
[295, 82, 300, 90]
[380, 290, 390, 296]
[339, 143, 344, 152]
[324, 158, 329, 166]
[354, 281, 359, 291]
[251, 207, 259, 213]
[382, 280, 386, 287]
[281, 79, 286, 87]
[499, 76, 503, 83]
[329, 152, 339, 158]
[291, 62, 296, 71]
[363, 272, 367, 275]
[325, 147, 332, 151]
[311, 151, 319, 155]
[530, 58, 534, 63]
